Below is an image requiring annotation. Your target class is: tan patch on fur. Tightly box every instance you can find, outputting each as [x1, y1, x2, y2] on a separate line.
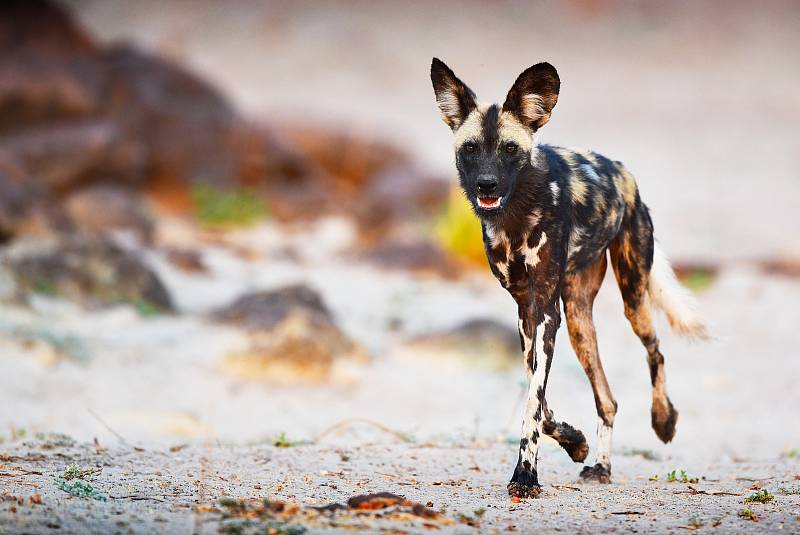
[521, 94, 545, 121]
[436, 80, 471, 128]
[614, 169, 638, 206]
[570, 177, 588, 205]
[498, 111, 533, 152]
[453, 103, 489, 148]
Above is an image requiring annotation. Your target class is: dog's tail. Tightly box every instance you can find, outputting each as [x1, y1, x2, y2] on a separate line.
[648, 242, 708, 340]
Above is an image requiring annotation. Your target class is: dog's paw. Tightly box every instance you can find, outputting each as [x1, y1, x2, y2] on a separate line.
[507, 481, 542, 499]
[651, 397, 678, 443]
[543, 420, 589, 463]
[579, 463, 611, 484]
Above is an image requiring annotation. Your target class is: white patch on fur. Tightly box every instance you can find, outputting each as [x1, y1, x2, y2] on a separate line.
[648, 242, 708, 339]
[487, 225, 510, 283]
[518, 318, 533, 381]
[520, 314, 552, 467]
[437, 92, 462, 123]
[596, 416, 613, 467]
[523, 232, 548, 267]
[567, 226, 585, 258]
[549, 182, 560, 205]
[498, 111, 533, 152]
[520, 94, 545, 124]
[453, 106, 485, 148]
[529, 132, 545, 168]
[580, 163, 601, 182]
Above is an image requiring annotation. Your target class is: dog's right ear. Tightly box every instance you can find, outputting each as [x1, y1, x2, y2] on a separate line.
[502, 62, 560, 130]
[430, 58, 477, 130]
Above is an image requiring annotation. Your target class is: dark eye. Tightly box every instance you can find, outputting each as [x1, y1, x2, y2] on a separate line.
[463, 143, 476, 153]
[504, 142, 518, 155]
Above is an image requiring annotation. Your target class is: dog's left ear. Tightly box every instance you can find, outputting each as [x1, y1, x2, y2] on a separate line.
[502, 63, 560, 130]
[431, 58, 477, 130]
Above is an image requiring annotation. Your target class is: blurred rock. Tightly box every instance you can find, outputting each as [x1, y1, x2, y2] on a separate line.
[0, 0, 447, 245]
[164, 248, 207, 274]
[64, 184, 154, 240]
[276, 126, 448, 229]
[0, 1, 304, 233]
[406, 319, 521, 370]
[357, 238, 459, 278]
[757, 257, 800, 278]
[3, 235, 172, 310]
[213, 285, 367, 384]
[0, 163, 71, 242]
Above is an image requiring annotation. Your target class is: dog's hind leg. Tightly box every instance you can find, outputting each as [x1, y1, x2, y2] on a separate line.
[562, 253, 617, 483]
[609, 201, 678, 443]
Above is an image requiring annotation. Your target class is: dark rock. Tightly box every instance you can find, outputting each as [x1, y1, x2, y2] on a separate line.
[357, 238, 459, 278]
[407, 319, 521, 369]
[0, 161, 71, 243]
[164, 248, 207, 274]
[63, 184, 154, 240]
[4, 235, 172, 310]
[213, 284, 332, 331]
[213, 285, 367, 384]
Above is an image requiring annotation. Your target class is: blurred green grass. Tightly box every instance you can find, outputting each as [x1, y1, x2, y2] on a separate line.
[192, 184, 267, 228]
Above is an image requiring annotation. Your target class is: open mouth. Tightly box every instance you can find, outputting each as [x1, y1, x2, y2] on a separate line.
[477, 196, 503, 209]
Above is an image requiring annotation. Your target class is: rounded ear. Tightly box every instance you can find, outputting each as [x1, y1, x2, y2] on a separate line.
[502, 62, 560, 130]
[430, 58, 477, 130]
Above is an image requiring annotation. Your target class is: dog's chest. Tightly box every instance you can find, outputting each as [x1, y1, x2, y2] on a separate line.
[482, 223, 549, 295]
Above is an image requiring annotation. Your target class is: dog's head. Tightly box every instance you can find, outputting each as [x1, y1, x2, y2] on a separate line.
[430, 58, 559, 219]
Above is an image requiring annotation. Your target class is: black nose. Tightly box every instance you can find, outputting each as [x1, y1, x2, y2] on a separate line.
[476, 174, 498, 195]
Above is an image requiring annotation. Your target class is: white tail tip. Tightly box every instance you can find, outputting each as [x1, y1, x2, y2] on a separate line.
[648, 242, 709, 340]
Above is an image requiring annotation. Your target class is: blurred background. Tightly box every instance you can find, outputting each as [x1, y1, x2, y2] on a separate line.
[1, 0, 798, 462]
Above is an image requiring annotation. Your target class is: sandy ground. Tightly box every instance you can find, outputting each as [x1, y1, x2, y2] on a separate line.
[2, 216, 800, 532]
[1, 439, 799, 534]
[2, 218, 800, 458]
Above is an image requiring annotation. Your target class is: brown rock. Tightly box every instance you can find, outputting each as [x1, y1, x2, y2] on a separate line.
[4, 235, 172, 310]
[0, 161, 71, 243]
[213, 285, 367, 384]
[407, 319, 521, 370]
[63, 185, 154, 240]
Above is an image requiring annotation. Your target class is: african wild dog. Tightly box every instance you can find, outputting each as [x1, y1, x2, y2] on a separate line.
[430, 58, 707, 498]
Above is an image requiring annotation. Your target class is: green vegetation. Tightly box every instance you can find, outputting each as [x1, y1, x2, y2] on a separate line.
[666, 469, 699, 483]
[32, 278, 56, 296]
[744, 489, 774, 503]
[680, 268, 716, 293]
[0, 426, 26, 443]
[273, 432, 298, 448]
[192, 184, 267, 228]
[432, 188, 485, 267]
[738, 508, 757, 521]
[54, 478, 107, 501]
[686, 515, 703, 529]
[132, 299, 161, 318]
[63, 462, 100, 481]
[54, 461, 106, 500]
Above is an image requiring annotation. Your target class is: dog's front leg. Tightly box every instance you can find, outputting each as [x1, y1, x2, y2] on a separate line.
[508, 285, 562, 498]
